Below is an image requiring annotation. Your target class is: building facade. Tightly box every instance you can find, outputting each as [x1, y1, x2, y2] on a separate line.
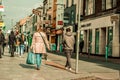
[80, 0, 120, 57]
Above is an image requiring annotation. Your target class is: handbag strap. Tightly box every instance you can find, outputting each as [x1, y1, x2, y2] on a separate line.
[39, 32, 46, 47]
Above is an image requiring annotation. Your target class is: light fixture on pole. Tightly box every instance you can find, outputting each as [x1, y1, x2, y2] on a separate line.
[75, 0, 81, 74]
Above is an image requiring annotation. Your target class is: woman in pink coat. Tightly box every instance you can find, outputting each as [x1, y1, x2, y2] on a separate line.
[31, 25, 50, 70]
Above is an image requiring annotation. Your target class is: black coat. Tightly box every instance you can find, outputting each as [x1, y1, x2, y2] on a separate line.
[9, 34, 16, 45]
[0, 33, 5, 45]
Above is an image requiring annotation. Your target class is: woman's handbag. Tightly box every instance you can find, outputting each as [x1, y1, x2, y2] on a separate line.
[26, 51, 35, 64]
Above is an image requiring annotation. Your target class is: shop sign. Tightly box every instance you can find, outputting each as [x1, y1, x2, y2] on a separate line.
[58, 21, 63, 25]
[81, 23, 91, 27]
[0, 21, 4, 26]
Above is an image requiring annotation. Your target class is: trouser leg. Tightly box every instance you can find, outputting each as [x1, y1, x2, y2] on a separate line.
[0, 45, 2, 58]
[10, 45, 14, 57]
[36, 54, 42, 68]
[65, 50, 72, 68]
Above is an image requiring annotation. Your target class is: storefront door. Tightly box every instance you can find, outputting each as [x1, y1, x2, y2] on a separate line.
[107, 27, 113, 56]
[95, 29, 99, 54]
[89, 30, 92, 53]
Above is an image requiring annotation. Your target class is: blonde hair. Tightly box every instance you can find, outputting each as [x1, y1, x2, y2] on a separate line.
[36, 23, 42, 31]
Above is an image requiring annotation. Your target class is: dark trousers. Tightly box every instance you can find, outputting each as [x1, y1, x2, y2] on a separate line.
[65, 50, 73, 68]
[0, 44, 2, 58]
[9, 45, 15, 57]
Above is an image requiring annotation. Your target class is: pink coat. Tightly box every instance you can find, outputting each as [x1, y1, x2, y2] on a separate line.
[31, 32, 49, 54]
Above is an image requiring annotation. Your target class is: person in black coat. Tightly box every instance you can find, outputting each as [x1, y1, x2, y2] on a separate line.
[9, 31, 16, 57]
[79, 39, 84, 54]
[0, 29, 5, 58]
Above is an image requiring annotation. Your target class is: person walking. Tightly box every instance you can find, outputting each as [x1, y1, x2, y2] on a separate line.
[8, 31, 16, 57]
[79, 39, 84, 55]
[0, 29, 5, 58]
[15, 35, 20, 57]
[1, 31, 5, 55]
[31, 24, 50, 70]
[19, 34, 25, 57]
[62, 28, 75, 71]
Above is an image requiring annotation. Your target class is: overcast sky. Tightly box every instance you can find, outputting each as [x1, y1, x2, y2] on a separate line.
[2, 0, 43, 31]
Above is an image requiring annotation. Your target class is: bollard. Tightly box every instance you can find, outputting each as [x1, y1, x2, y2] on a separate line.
[105, 45, 108, 61]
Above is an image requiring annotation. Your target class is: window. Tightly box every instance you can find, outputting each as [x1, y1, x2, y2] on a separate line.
[102, 0, 117, 11]
[71, 11, 74, 24]
[106, 0, 112, 9]
[112, 0, 117, 8]
[85, 0, 95, 15]
[72, 0, 74, 5]
[66, 0, 68, 7]
[102, 0, 106, 11]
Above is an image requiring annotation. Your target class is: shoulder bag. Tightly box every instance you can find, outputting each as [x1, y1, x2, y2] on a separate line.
[39, 32, 49, 51]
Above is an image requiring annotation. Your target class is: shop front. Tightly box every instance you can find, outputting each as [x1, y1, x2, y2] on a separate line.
[80, 14, 120, 57]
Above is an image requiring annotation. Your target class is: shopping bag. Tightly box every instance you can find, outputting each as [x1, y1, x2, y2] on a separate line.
[26, 52, 35, 65]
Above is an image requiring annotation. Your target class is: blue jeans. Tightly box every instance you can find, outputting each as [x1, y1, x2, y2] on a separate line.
[20, 44, 25, 56]
[35, 54, 42, 68]
[16, 46, 20, 54]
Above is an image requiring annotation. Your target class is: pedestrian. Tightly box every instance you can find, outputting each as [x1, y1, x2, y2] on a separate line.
[0, 29, 5, 58]
[62, 28, 75, 71]
[79, 39, 84, 55]
[1, 31, 5, 55]
[88, 41, 91, 58]
[31, 24, 50, 70]
[15, 35, 20, 57]
[8, 31, 16, 57]
[19, 34, 25, 57]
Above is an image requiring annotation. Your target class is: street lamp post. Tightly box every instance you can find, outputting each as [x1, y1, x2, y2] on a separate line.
[75, 0, 81, 73]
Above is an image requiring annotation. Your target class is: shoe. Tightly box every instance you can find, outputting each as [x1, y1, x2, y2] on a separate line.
[36, 68, 40, 70]
[44, 54, 48, 60]
[69, 68, 73, 71]
[65, 67, 68, 70]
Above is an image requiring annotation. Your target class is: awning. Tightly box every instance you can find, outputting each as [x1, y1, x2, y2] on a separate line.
[19, 17, 30, 25]
[0, 5, 4, 12]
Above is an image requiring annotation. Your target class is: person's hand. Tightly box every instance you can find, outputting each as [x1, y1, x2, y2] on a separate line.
[47, 46, 50, 51]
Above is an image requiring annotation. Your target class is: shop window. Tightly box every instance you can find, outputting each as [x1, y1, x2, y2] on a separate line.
[102, 0, 117, 11]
